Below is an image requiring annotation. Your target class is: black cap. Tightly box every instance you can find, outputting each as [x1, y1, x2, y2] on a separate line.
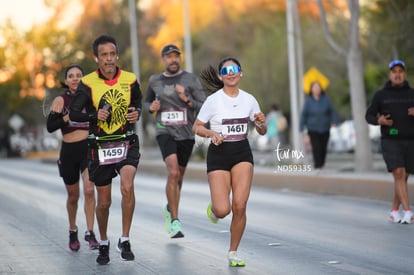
[389, 60, 405, 70]
[161, 44, 181, 56]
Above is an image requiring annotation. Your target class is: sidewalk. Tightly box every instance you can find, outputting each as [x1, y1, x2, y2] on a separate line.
[27, 147, 414, 203]
[136, 147, 414, 203]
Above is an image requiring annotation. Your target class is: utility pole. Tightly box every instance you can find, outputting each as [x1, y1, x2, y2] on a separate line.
[128, 0, 143, 145]
[183, 0, 193, 73]
[286, 0, 301, 154]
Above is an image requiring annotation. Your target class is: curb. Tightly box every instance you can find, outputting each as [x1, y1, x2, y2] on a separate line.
[31, 150, 413, 203]
[138, 160, 414, 203]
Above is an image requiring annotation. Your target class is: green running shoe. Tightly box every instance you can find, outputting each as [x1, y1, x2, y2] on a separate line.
[228, 251, 245, 267]
[163, 204, 172, 234]
[207, 202, 219, 224]
[170, 219, 184, 238]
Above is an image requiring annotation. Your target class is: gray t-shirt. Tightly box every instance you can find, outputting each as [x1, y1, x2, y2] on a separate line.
[144, 71, 206, 140]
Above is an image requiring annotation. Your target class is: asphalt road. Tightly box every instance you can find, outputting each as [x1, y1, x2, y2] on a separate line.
[1, 158, 414, 275]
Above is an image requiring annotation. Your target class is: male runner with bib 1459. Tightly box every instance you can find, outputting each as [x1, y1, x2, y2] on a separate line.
[70, 35, 142, 265]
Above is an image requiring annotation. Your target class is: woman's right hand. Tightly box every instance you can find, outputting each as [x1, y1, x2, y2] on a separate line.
[210, 132, 224, 146]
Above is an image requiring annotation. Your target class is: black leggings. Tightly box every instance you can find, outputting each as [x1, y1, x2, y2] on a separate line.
[308, 131, 330, 169]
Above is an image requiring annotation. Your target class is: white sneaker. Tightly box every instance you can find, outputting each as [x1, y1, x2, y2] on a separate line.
[228, 251, 245, 267]
[401, 211, 414, 224]
[389, 210, 401, 223]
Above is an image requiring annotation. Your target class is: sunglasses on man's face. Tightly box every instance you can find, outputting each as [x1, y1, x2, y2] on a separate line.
[219, 65, 241, 75]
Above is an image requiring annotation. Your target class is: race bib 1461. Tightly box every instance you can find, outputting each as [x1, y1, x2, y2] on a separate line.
[221, 117, 249, 141]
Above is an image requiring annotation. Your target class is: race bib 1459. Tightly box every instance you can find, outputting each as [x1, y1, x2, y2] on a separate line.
[98, 140, 129, 165]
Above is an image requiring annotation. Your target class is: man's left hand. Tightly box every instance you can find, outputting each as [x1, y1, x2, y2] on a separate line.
[126, 107, 140, 123]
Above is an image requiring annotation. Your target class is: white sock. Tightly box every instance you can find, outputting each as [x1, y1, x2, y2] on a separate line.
[100, 240, 109, 245]
[228, 251, 237, 257]
[120, 236, 129, 243]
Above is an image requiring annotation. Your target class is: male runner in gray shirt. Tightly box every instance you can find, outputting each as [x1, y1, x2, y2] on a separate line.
[144, 44, 206, 238]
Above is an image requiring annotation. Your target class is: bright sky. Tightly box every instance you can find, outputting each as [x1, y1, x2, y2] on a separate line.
[1, 0, 148, 32]
[1, 0, 52, 31]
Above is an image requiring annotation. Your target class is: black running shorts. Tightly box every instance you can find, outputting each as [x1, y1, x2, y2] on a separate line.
[206, 139, 253, 173]
[381, 139, 414, 173]
[88, 134, 141, 186]
[156, 134, 195, 167]
[58, 139, 88, 185]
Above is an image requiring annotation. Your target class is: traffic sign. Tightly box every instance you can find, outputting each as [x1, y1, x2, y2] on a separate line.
[303, 67, 330, 94]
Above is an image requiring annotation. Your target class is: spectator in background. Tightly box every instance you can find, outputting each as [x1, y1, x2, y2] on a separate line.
[265, 103, 287, 149]
[0, 129, 11, 157]
[300, 81, 338, 170]
[46, 64, 99, 251]
[365, 60, 414, 224]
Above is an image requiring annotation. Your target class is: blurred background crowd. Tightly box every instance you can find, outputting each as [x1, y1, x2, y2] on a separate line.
[0, 0, 410, 166]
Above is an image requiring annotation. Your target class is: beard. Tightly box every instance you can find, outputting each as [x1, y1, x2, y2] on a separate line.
[166, 62, 180, 74]
[104, 68, 115, 74]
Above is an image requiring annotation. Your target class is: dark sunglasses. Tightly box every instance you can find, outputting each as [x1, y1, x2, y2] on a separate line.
[219, 65, 241, 75]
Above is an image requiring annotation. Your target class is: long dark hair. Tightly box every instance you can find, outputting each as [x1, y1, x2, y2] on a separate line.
[199, 57, 242, 94]
[60, 64, 84, 89]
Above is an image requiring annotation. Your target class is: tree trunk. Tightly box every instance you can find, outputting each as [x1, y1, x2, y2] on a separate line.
[318, 0, 373, 171]
[347, 0, 372, 171]
[347, 49, 373, 171]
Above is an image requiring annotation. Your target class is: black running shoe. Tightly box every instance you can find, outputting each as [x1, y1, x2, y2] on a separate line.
[117, 239, 135, 261]
[96, 243, 110, 265]
[69, 229, 80, 251]
[85, 230, 99, 250]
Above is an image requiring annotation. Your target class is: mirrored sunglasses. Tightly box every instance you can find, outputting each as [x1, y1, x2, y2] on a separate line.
[219, 65, 241, 75]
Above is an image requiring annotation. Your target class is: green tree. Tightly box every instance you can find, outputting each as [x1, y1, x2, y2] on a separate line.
[362, 0, 414, 96]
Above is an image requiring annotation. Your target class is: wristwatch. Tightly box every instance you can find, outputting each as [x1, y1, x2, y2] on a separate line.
[185, 99, 191, 104]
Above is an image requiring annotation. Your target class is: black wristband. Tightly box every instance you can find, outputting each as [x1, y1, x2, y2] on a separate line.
[185, 99, 190, 104]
